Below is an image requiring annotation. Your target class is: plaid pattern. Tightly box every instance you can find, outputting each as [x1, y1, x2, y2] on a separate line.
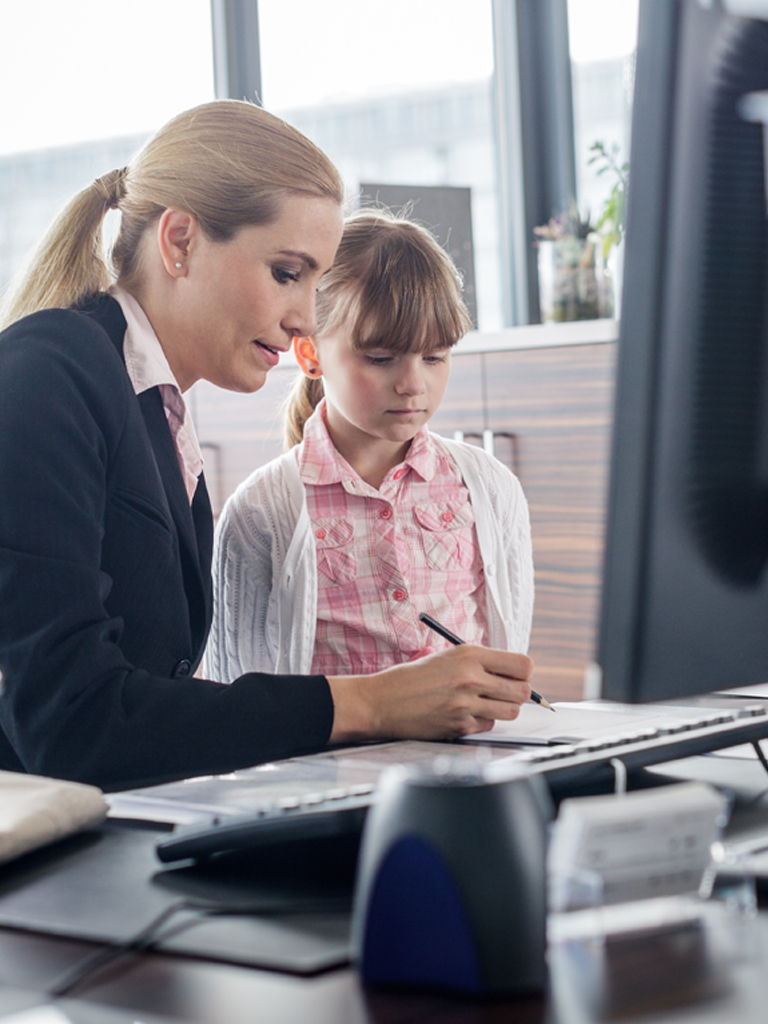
[298, 403, 489, 675]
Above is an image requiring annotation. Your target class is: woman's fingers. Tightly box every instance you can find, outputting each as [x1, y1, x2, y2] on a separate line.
[327, 644, 536, 744]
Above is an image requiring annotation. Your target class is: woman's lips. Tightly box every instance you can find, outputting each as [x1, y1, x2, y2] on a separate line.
[254, 340, 281, 367]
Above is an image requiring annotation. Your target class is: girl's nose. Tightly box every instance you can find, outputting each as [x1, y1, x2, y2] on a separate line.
[395, 358, 427, 395]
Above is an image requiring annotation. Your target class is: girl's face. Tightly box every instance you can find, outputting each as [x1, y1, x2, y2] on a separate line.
[312, 326, 452, 456]
[156, 195, 343, 393]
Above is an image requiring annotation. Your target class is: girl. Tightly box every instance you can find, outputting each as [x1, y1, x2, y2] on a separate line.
[0, 106, 532, 789]
[207, 209, 534, 682]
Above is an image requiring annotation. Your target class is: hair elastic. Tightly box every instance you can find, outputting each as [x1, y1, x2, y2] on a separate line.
[94, 167, 128, 210]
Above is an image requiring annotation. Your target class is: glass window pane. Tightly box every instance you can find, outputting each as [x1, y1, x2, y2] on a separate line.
[258, 0, 502, 330]
[0, 0, 214, 295]
[567, 0, 639, 228]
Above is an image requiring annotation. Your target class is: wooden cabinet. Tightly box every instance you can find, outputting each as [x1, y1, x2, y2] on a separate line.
[430, 342, 617, 701]
[192, 337, 618, 702]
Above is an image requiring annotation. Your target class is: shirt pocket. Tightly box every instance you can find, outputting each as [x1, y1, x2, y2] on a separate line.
[312, 516, 358, 586]
[413, 500, 477, 572]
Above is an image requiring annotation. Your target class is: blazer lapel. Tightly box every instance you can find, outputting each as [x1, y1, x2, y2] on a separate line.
[81, 293, 212, 649]
[138, 388, 211, 644]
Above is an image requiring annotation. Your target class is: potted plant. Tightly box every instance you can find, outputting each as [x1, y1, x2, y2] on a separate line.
[534, 205, 613, 323]
[588, 139, 629, 261]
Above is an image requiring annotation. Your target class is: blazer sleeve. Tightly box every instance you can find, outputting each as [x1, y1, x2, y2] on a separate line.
[0, 310, 334, 790]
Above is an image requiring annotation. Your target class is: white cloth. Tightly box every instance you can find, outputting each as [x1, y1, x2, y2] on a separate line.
[109, 285, 204, 503]
[0, 770, 106, 866]
[204, 435, 534, 681]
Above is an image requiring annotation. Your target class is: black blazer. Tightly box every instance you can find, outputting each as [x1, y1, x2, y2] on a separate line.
[0, 294, 333, 790]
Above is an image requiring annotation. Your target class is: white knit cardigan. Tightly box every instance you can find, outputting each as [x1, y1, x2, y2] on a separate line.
[203, 434, 534, 682]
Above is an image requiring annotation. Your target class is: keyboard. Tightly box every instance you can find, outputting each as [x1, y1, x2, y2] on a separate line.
[156, 703, 768, 864]
[509, 702, 768, 791]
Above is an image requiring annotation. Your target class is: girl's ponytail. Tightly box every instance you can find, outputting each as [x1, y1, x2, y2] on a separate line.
[0, 169, 125, 328]
[283, 373, 325, 449]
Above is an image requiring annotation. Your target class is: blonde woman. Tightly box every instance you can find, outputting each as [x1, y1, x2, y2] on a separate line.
[0, 103, 532, 790]
[207, 210, 534, 683]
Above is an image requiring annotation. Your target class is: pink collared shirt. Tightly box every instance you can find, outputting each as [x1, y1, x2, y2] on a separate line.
[298, 402, 489, 676]
[110, 286, 204, 503]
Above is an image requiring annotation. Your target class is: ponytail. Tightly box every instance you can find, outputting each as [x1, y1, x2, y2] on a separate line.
[283, 372, 325, 450]
[0, 168, 126, 328]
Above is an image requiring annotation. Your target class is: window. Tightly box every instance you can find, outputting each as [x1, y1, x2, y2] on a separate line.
[0, 0, 214, 297]
[258, 0, 502, 330]
[568, 0, 639, 229]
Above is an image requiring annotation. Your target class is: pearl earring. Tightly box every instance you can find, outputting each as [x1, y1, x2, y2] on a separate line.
[175, 262, 182, 269]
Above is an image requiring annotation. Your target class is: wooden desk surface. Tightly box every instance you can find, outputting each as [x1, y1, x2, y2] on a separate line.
[2, 908, 768, 1024]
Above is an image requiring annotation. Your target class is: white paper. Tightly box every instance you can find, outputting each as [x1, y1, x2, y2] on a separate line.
[548, 781, 728, 910]
[462, 699, 720, 745]
[0, 1010, 73, 1024]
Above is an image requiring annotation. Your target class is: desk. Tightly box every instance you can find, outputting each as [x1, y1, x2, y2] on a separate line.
[3, 906, 768, 1023]
[2, 746, 768, 1024]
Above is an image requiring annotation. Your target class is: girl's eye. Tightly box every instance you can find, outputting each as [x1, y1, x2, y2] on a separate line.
[272, 266, 299, 285]
[424, 354, 448, 365]
[365, 355, 394, 366]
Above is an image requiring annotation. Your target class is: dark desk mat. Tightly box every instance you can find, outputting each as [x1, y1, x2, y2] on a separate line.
[0, 822, 357, 974]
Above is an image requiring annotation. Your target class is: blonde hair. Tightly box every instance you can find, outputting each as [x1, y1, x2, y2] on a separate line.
[284, 208, 472, 448]
[0, 100, 344, 328]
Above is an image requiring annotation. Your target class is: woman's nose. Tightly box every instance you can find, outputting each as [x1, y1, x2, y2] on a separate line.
[283, 288, 317, 339]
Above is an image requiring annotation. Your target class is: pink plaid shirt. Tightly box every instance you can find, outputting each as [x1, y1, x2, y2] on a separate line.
[298, 403, 489, 676]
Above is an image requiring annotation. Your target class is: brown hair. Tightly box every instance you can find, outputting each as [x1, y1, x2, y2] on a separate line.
[284, 207, 472, 448]
[0, 100, 344, 328]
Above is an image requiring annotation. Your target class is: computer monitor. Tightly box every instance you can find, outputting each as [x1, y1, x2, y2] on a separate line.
[597, 0, 768, 703]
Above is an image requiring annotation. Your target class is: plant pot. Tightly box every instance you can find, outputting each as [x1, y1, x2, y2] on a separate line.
[537, 235, 614, 323]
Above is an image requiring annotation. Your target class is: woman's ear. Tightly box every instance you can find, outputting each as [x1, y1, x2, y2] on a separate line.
[293, 336, 322, 378]
[157, 208, 196, 278]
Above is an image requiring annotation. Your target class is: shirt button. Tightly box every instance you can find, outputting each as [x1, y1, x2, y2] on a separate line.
[392, 588, 407, 602]
[393, 469, 403, 480]
[441, 511, 454, 524]
[380, 507, 393, 520]
[315, 528, 326, 539]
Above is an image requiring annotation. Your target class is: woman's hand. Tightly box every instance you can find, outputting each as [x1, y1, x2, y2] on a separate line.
[326, 645, 533, 744]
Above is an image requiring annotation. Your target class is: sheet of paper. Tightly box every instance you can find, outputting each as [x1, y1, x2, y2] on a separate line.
[462, 700, 722, 745]
[717, 683, 768, 699]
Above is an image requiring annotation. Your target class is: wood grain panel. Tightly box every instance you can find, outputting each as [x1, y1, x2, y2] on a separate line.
[431, 344, 617, 700]
[487, 345, 616, 701]
[189, 367, 300, 516]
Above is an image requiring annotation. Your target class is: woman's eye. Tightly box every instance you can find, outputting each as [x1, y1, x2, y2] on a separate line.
[272, 266, 299, 284]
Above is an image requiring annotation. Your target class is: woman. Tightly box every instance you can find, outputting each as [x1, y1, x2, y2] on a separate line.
[0, 100, 532, 791]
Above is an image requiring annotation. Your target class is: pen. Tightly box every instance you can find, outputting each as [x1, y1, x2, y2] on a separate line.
[418, 612, 555, 712]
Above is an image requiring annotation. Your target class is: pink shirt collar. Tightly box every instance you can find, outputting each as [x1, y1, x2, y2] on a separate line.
[109, 286, 204, 503]
[297, 398, 437, 491]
